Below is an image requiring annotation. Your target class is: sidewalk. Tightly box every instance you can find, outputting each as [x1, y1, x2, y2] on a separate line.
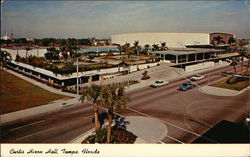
[0, 98, 79, 124]
[69, 116, 167, 143]
[199, 85, 250, 97]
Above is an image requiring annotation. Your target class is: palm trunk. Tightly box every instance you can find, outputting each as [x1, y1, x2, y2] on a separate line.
[245, 60, 250, 73]
[241, 57, 244, 75]
[233, 65, 237, 74]
[107, 107, 113, 143]
[93, 103, 99, 131]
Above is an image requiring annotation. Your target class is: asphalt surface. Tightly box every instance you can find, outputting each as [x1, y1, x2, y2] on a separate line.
[1, 64, 249, 143]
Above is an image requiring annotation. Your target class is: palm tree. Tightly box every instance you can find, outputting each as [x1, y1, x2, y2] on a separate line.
[25, 47, 32, 58]
[144, 44, 150, 55]
[80, 85, 104, 131]
[239, 51, 246, 75]
[236, 39, 249, 75]
[102, 84, 129, 143]
[60, 46, 68, 60]
[244, 52, 250, 73]
[152, 44, 159, 51]
[133, 40, 140, 55]
[0, 50, 12, 69]
[117, 45, 123, 55]
[230, 57, 239, 74]
[160, 42, 167, 50]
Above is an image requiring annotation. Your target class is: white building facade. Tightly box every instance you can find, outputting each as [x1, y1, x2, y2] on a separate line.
[111, 32, 210, 48]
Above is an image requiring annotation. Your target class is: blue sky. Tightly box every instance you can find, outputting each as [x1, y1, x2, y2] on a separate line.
[1, 1, 250, 39]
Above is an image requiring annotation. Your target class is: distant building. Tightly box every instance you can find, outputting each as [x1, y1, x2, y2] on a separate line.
[210, 32, 235, 46]
[91, 38, 111, 46]
[26, 38, 35, 42]
[111, 32, 235, 48]
[1, 32, 13, 40]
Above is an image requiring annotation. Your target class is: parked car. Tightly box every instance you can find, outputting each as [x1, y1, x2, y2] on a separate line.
[178, 81, 196, 91]
[150, 80, 169, 88]
[190, 74, 205, 81]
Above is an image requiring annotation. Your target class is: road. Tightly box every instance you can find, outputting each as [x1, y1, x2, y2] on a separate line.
[1, 63, 249, 143]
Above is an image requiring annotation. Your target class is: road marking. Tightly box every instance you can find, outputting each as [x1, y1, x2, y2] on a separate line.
[127, 107, 218, 143]
[165, 135, 184, 144]
[10, 120, 46, 132]
[16, 127, 55, 141]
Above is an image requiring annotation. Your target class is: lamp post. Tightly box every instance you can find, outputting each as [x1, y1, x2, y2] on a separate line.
[76, 56, 79, 101]
[35, 45, 39, 57]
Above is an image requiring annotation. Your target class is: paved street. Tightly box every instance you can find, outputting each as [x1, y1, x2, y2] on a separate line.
[0, 63, 249, 143]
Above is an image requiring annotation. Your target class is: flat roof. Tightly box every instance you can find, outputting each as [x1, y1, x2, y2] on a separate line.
[150, 48, 222, 56]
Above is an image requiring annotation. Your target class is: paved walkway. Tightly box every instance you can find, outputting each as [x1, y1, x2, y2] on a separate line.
[0, 98, 79, 124]
[199, 85, 249, 97]
[69, 116, 167, 143]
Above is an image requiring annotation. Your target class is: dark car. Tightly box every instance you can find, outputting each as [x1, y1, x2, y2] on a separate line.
[178, 81, 196, 91]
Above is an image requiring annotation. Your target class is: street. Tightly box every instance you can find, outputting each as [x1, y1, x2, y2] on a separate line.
[1, 64, 249, 143]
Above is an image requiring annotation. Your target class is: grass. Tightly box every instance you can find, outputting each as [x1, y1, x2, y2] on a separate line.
[210, 71, 249, 91]
[0, 70, 70, 114]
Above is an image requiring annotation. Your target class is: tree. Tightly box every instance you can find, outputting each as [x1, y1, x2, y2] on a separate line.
[143, 44, 150, 55]
[87, 54, 95, 62]
[230, 57, 239, 74]
[25, 47, 32, 58]
[141, 70, 150, 80]
[244, 51, 250, 73]
[235, 39, 249, 75]
[160, 42, 168, 50]
[152, 44, 159, 51]
[0, 50, 12, 69]
[101, 84, 129, 143]
[212, 36, 223, 46]
[45, 47, 60, 61]
[133, 40, 140, 55]
[228, 37, 236, 45]
[59, 46, 69, 60]
[80, 85, 104, 131]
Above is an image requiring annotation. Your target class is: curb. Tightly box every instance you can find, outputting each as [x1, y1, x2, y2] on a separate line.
[198, 85, 249, 97]
[0, 98, 78, 125]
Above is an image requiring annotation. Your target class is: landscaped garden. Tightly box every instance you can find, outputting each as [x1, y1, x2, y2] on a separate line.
[80, 84, 135, 143]
[0, 70, 71, 114]
[210, 71, 249, 91]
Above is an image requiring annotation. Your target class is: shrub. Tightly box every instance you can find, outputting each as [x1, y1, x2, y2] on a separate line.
[141, 70, 150, 80]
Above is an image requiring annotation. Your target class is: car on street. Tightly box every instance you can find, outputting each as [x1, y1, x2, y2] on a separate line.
[190, 74, 205, 81]
[178, 81, 196, 91]
[150, 80, 169, 88]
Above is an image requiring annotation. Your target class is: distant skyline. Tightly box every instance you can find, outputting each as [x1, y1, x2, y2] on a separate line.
[1, 1, 250, 39]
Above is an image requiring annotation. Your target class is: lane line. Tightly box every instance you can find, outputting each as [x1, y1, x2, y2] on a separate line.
[164, 135, 184, 144]
[15, 127, 55, 141]
[10, 120, 46, 132]
[126, 107, 218, 143]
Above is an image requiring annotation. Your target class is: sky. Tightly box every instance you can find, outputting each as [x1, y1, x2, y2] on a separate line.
[1, 1, 250, 39]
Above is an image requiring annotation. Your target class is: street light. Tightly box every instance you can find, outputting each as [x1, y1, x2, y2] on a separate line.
[76, 56, 79, 101]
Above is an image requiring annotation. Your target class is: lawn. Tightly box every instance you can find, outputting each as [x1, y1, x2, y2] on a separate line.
[0, 70, 70, 114]
[210, 72, 249, 91]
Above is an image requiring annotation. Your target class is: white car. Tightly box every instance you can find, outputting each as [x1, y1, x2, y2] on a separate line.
[150, 80, 169, 88]
[190, 74, 205, 81]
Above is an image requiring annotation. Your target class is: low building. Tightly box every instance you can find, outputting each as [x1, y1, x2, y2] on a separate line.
[149, 48, 223, 64]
